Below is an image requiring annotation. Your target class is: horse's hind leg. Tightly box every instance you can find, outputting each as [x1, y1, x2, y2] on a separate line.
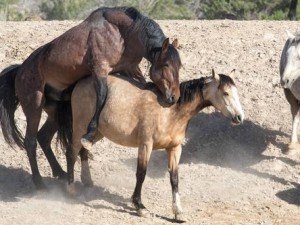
[284, 88, 300, 155]
[79, 148, 93, 187]
[20, 92, 45, 189]
[37, 107, 66, 179]
[131, 142, 153, 217]
[166, 145, 184, 222]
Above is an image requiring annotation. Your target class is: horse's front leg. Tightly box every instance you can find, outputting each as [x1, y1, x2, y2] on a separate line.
[284, 89, 300, 155]
[132, 142, 153, 217]
[166, 145, 184, 221]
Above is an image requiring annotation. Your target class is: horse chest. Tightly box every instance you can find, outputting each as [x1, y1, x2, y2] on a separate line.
[152, 122, 186, 149]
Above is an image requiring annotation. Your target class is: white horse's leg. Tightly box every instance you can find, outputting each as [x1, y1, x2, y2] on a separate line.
[288, 108, 300, 154]
[291, 110, 299, 143]
[167, 145, 185, 222]
[284, 89, 300, 155]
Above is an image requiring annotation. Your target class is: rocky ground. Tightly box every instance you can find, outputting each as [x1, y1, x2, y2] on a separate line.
[0, 19, 300, 225]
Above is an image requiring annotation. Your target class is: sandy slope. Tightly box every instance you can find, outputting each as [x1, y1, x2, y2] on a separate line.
[0, 20, 300, 224]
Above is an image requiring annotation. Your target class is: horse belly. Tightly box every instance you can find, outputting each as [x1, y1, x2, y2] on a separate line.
[98, 119, 139, 147]
[98, 84, 140, 147]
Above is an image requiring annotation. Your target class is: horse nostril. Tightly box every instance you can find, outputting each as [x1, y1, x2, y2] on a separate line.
[170, 94, 177, 104]
[165, 92, 177, 105]
[233, 115, 242, 124]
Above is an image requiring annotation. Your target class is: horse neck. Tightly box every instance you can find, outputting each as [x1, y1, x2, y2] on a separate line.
[133, 19, 166, 63]
[173, 79, 211, 121]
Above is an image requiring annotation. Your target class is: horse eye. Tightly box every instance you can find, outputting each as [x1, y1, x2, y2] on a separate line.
[223, 92, 229, 96]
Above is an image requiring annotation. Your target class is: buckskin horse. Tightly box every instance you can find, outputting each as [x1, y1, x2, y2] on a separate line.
[0, 7, 181, 189]
[58, 69, 244, 220]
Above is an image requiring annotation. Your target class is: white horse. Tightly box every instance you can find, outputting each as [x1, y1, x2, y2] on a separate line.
[280, 31, 300, 154]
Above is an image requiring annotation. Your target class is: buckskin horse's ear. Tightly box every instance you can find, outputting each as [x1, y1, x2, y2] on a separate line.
[212, 68, 220, 82]
[161, 38, 170, 55]
[172, 39, 179, 48]
[229, 69, 236, 77]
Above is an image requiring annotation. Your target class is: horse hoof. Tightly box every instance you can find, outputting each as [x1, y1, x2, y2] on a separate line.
[284, 143, 300, 155]
[175, 213, 186, 223]
[81, 138, 93, 151]
[137, 208, 150, 218]
[82, 179, 94, 187]
[33, 177, 47, 190]
[65, 183, 77, 197]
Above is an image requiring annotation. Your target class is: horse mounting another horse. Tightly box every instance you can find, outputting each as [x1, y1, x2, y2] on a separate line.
[0, 6, 181, 189]
[280, 30, 300, 155]
[57, 69, 244, 220]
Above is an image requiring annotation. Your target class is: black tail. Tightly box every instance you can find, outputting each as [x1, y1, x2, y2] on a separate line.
[0, 65, 24, 149]
[55, 93, 73, 152]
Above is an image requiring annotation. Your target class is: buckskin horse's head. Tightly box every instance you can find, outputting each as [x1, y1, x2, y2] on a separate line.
[150, 38, 181, 104]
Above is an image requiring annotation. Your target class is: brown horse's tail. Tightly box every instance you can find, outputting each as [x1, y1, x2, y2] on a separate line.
[0, 64, 25, 149]
[55, 89, 73, 152]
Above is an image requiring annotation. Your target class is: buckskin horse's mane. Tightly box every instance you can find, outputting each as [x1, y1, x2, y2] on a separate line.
[177, 74, 235, 105]
[96, 71, 236, 109]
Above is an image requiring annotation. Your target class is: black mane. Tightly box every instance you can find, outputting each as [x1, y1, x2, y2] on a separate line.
[177, 74, 235, 105]
[178, 78, 205, 105]
[119, 7, 181, 73]
[122, 7, 167, 61]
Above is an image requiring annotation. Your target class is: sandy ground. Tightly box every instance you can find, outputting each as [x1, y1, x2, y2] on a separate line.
[0, 19, 300, 225]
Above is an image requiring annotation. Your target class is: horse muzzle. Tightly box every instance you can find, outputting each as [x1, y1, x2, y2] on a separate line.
[281, 79, 289, 89]
[232, 114, 243, 125]
[165, 91, 178, 105]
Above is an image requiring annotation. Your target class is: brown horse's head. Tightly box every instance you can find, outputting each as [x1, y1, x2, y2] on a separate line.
[150, 38, 181, 104]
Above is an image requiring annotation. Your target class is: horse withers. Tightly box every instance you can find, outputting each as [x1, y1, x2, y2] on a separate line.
[0, 6, 181, 189]
[60, 69, 244, 221]
[280, 31, 300, 155]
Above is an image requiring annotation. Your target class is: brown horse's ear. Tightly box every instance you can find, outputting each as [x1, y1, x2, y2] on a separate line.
[161, 38, 170, 55]
[172, 39, 179, 48]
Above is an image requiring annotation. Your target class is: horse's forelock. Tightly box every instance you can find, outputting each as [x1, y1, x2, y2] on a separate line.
[168, 45, 182, 70]
[219, 74, 236, 87]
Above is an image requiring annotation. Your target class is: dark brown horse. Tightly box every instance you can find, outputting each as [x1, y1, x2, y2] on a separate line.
[0, 7, 181, 189]
[59, 69, 243, 220]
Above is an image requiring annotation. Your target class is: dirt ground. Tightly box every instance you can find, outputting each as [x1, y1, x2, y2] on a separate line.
[0, 19, 300, 225]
